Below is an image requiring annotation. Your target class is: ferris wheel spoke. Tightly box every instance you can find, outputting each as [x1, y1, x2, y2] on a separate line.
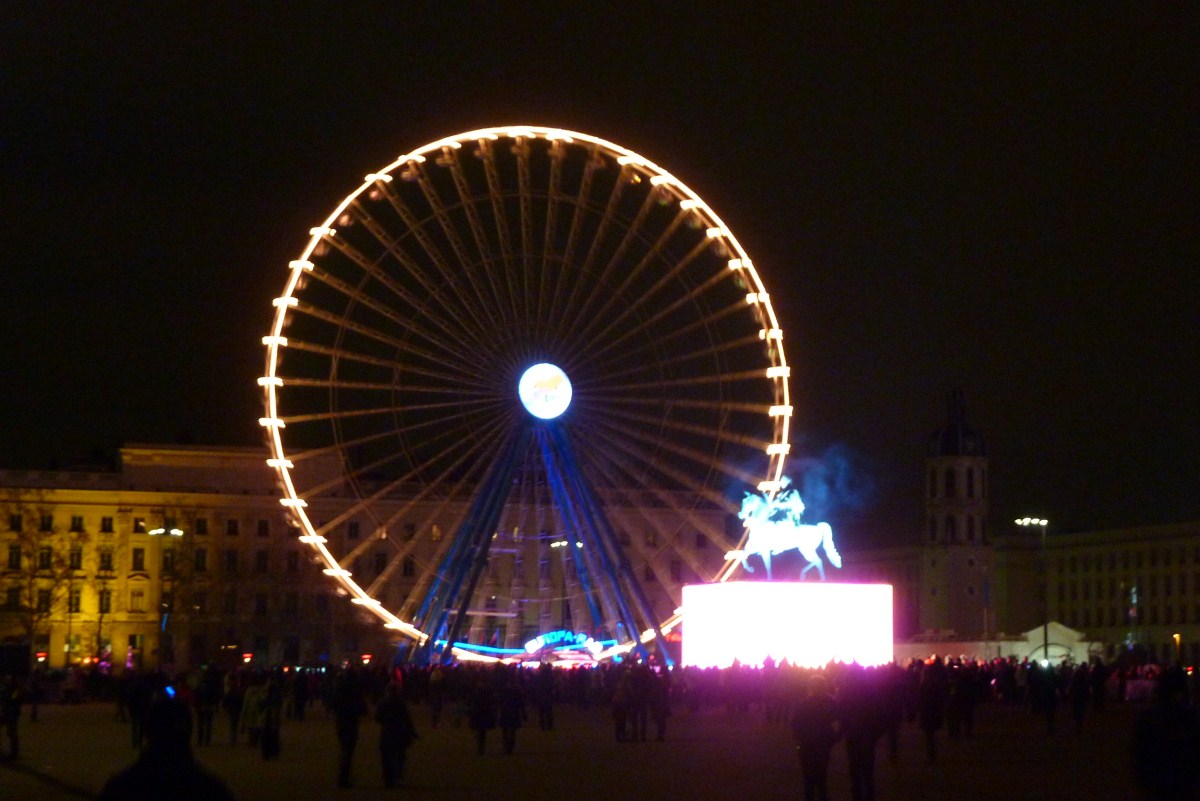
[288, 317, 495, 390]
[319, 212, 491, 360]
[536, 140, 568, 326]
[553, 165, 633, 335]
[559, 179, 664, 337]
[317, 413, 516, 536]
[587, 401, 771, 454]
[573, 233, 712, 360]
[580, 270, 754, 370]
[547, 148, 604, 334]
[475, 138, 523, 325]
[587, 410, 763, 492]
[576, 431, 734, 567]
[442, 147, 516, 329]
[514, 135, 538, 326]
[371, 177, 502, 341]
[292, 300, 467, 377]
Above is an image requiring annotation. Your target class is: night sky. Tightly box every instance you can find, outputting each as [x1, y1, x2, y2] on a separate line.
[3, 5, 1197, 544]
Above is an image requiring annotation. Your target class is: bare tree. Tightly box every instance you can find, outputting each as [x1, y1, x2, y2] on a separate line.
[0, 489, 90, 666]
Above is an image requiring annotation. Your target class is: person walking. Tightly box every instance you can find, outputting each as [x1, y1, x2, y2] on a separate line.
[376, 681, 418, 787]
[496, 672, 526, 755]
[1, 674, 23, 760]
[466, 674, 498, 755]
[332, 669, 368, 788]
[221, 673, 245, 746]
[790, 675, 839, 801]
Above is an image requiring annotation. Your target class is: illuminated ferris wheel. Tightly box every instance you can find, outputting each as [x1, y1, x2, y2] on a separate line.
[260, 126, 791, 663]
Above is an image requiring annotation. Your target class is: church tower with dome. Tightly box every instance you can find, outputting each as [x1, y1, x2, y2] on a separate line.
[919, 390, 993, 639]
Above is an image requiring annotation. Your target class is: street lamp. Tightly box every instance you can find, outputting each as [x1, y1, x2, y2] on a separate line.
[1016, 517, 1049, 664]
[148, 526, 184, 667]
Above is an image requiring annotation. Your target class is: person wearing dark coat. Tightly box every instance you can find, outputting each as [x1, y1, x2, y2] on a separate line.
[790, 675, 839, 801]
[496, 674, 527, 755]
[840, 668, 887, 801]
[332, 670, 368, 788]
[467, 675, 498, 755]
[97, 695, 237, 801]
[917, 658, 948, 764]
[375, 681, 418, 787]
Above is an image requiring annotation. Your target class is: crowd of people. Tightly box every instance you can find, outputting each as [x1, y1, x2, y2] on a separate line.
[2, 652, 1199, 799]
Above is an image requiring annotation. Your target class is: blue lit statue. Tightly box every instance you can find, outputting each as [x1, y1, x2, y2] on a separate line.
[728, 482, 842, 581]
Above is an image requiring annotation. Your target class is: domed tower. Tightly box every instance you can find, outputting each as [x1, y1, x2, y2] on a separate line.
[919, 390, 991, 638]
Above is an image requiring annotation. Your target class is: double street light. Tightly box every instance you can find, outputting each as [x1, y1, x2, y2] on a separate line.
[149, 526, 184, 667]
[1016, 517, 1050, 664]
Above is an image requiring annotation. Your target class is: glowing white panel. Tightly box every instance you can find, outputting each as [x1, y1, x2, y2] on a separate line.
[682, 581, 893, 669]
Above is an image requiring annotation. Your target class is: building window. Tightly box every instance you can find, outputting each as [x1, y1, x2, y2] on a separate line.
[39, 514, 53, 532]
[162, 549, 175, 574]
[69, 515, 84, 532]
[348, 521, 361, 540]
[98, 549, 114, 572]
[644, 564, 655, 582]
[194, 548, 208, 573]
[6, 545, 20, 570]
[193, 592, 208, 615]
[944, 515, 956, 542]
[645, 530, 658, 547]
[402, 556, 415, 577]
[130, 589, 145, 613]
[944, 468, 956, 498]
[966, 467, 975, 499]
[695, 532, 707, 550]
[257, 519, 270, 538]
[98, 589, 112, 614]
[670, 560, 683, 582]
[7, 514, 22, 532]
[36, 589, 51, 612]
[132, 548, 145, 572]
[966, 517, 975, 542]
[431, 525, 443, 543]
[374, 552, 387, 575]
[133, 517, 146, 533]
[69, 547, 83, 571]
[68, 588, 81, 613]
[928, 468, 936, 499]
[3, 587, 18, 610]
[37, 546, 53, 570]
[254, 550, 269, 573]
[404, 523, 416, 541]
[195, 518, 208, 536]
[100, 516, 114, 533]
[223, 550, 238, 574]
[226, 519, 239, 537]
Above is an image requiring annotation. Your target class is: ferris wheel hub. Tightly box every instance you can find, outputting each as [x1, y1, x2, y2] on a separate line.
[518, 363, 572, 420]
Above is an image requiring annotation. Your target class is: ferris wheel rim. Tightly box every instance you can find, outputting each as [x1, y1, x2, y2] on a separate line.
[259, 125, 792, 647]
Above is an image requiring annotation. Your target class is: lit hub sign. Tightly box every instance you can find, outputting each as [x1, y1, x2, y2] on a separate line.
[525, 629, 606, 656]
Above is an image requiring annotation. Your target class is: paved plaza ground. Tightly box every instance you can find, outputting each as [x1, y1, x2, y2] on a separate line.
[2, 695, 1145, 801]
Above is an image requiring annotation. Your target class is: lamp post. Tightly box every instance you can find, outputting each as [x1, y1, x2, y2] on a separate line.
[1016, 517, 1049, 663]
[148, 525, 183, 668]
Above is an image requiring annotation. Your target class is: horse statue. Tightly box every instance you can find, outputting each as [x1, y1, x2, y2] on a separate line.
[725, 486, 842, 581]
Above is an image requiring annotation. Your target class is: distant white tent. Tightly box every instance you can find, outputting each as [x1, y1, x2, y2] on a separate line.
[894, 621, 1101, 664]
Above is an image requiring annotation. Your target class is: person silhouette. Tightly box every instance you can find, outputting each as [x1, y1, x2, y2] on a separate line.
[97, 691, 237, 800]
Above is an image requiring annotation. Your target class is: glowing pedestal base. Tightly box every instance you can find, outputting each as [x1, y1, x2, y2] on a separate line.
[682, 581, 893, 668]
